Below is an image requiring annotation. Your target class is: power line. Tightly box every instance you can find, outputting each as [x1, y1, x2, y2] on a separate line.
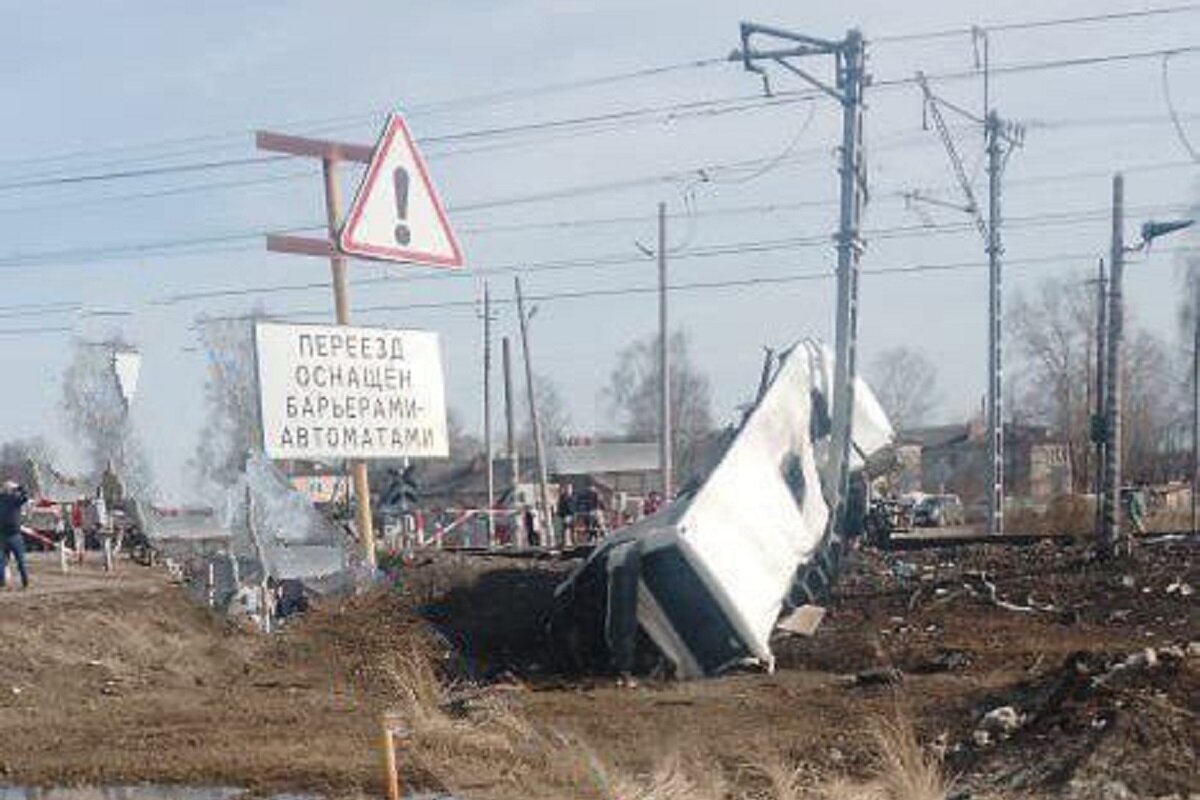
[0, 155, 1188, 273]
[111, 203, 1199, 310]
[0, 57, 727, 175]
[2, 44, 1197, 194]
[0, 106, 1188, 220]
[1161, 53, 1200, 162]
[0, 155, 288, 193]
[0, 324, 77, 337]
[177, 245, 1200, 328]
[3, 7, 1193, 179]
[873, 4, 1200, 44]
[0, 90, 805, 186]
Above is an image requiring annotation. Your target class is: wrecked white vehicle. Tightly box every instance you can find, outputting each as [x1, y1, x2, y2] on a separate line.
[550, 339, 892, 679]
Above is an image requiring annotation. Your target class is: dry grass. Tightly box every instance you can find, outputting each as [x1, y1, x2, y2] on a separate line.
[867, 715, 948, 800]
[380, 650, 949, 800]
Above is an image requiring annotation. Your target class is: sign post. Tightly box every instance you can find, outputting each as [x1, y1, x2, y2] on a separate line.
[257, 113, 462, 570]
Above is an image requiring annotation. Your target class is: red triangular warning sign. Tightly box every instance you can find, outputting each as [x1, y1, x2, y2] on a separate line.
[339, 114, 463, 267]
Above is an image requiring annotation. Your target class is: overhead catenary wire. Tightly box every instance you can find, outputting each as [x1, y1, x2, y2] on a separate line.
[2, 6, 1195, 178]
[871, 4, 1200, 44]
[1161, 53, 1200, 162]
[38, 205, 1192, 317]
[0, 159, 1190, 273]
[0, 57, 729, 176]
[0, 107, 1193, 220]
[174, 244, 1199, 331]
[1, 44, 1197, 194]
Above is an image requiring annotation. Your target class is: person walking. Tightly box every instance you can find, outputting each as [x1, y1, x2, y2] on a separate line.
[0, 480, 31, 590]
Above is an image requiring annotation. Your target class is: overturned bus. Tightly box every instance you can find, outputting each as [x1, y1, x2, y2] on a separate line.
[549, 340, 893, 679]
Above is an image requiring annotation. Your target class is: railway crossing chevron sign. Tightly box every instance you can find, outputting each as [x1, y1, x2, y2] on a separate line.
[338, 113, 463, 267]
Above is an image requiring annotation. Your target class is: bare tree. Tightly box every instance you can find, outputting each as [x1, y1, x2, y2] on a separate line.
[1124, 330, 1178, 482]
[191, 312, 267, 490]
[867, 346, 941, 431]
[60, 337, 153, 498]
[604, 330, 713, 481]
[1009, 276, 1096, 491]
[1009, 273, 1177, 488]
[521, 373, 571, 449]
[0, 438, 54, 487]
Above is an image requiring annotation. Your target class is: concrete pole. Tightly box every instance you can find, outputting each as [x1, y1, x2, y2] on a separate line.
[827, 29, 866, 534]
[1093, 258, 1108, 538]
[1192, 281, 1199, 535]
[657, 201, 673, 498]
[482, 282, 495, 546]
[985, 112, 1006, 535]
[502, 336, 522, 546]
[515, 277, 554, 547]
[1102, 173, 1125, 556]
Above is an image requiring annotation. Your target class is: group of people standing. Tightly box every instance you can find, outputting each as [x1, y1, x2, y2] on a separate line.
[555, 482, 606, 543]
[514, 483, 669, 548]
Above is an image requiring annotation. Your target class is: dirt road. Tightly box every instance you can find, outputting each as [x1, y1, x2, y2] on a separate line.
[0, 541, 1195, 799]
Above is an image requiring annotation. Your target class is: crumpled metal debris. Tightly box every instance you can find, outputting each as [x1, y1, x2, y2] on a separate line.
[549, 339, 893, 679]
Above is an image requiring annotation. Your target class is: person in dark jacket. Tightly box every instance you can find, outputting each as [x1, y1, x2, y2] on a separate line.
[0, 480, 30, 589]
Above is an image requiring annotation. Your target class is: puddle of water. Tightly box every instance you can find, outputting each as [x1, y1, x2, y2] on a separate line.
[0, 790, 242, 800]
[0, 789, 455, 800]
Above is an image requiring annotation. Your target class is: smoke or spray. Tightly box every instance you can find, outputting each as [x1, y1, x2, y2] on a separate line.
[191, 311, 267, 494]
[59, 337, 154, 499]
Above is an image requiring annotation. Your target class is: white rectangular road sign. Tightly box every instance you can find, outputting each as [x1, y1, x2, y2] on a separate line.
[255, 322, 449, 460]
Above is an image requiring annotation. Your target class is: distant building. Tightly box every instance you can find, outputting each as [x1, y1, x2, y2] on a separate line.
[895, 421, 1072, 505]
[549, 440, 661, 496]
[274, 459, 349, 507]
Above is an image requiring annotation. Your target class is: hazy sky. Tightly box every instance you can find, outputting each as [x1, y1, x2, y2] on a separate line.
[0, 0, 1197, 500]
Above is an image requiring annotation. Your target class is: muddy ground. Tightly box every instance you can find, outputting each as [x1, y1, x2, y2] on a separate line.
[0, 537, 1196, 799]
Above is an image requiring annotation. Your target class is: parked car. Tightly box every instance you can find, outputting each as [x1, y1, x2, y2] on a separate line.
[914, 494, 965, 527]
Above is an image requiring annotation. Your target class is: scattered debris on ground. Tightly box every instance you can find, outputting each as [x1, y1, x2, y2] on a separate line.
[0, 534, 1195, 799]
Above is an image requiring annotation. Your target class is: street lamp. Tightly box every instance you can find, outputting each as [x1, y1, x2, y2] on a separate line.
[1099, 170, 1194, 557]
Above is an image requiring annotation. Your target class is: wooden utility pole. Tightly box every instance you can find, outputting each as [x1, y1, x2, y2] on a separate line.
[515, 277, 553, 546]
[502, 336, 522, 544]
[257, 131, 377, 569]
[482, 281, 495, 546]
[322, 159, 376, 568]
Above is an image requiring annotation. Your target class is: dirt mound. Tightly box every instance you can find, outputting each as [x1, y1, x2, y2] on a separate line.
[0, 559, 431, 795]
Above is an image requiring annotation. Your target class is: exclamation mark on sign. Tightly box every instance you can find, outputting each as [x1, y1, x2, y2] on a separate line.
[393, 167, 411, 245]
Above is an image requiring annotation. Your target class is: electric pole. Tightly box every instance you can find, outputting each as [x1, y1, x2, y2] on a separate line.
[1101, 173, 1125, 557]
[515, 277, 553, 547]
[657, 201, 673, 499]
[985, 111, 1005, 536]
[734, 24, 867, 536]
[1093, 258, 1108, 539]
[481, 281, 495, 546]
[1193, 286, 1199, 535]
[913, 60, 1022, 536]
[502, 336, 521, 542]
